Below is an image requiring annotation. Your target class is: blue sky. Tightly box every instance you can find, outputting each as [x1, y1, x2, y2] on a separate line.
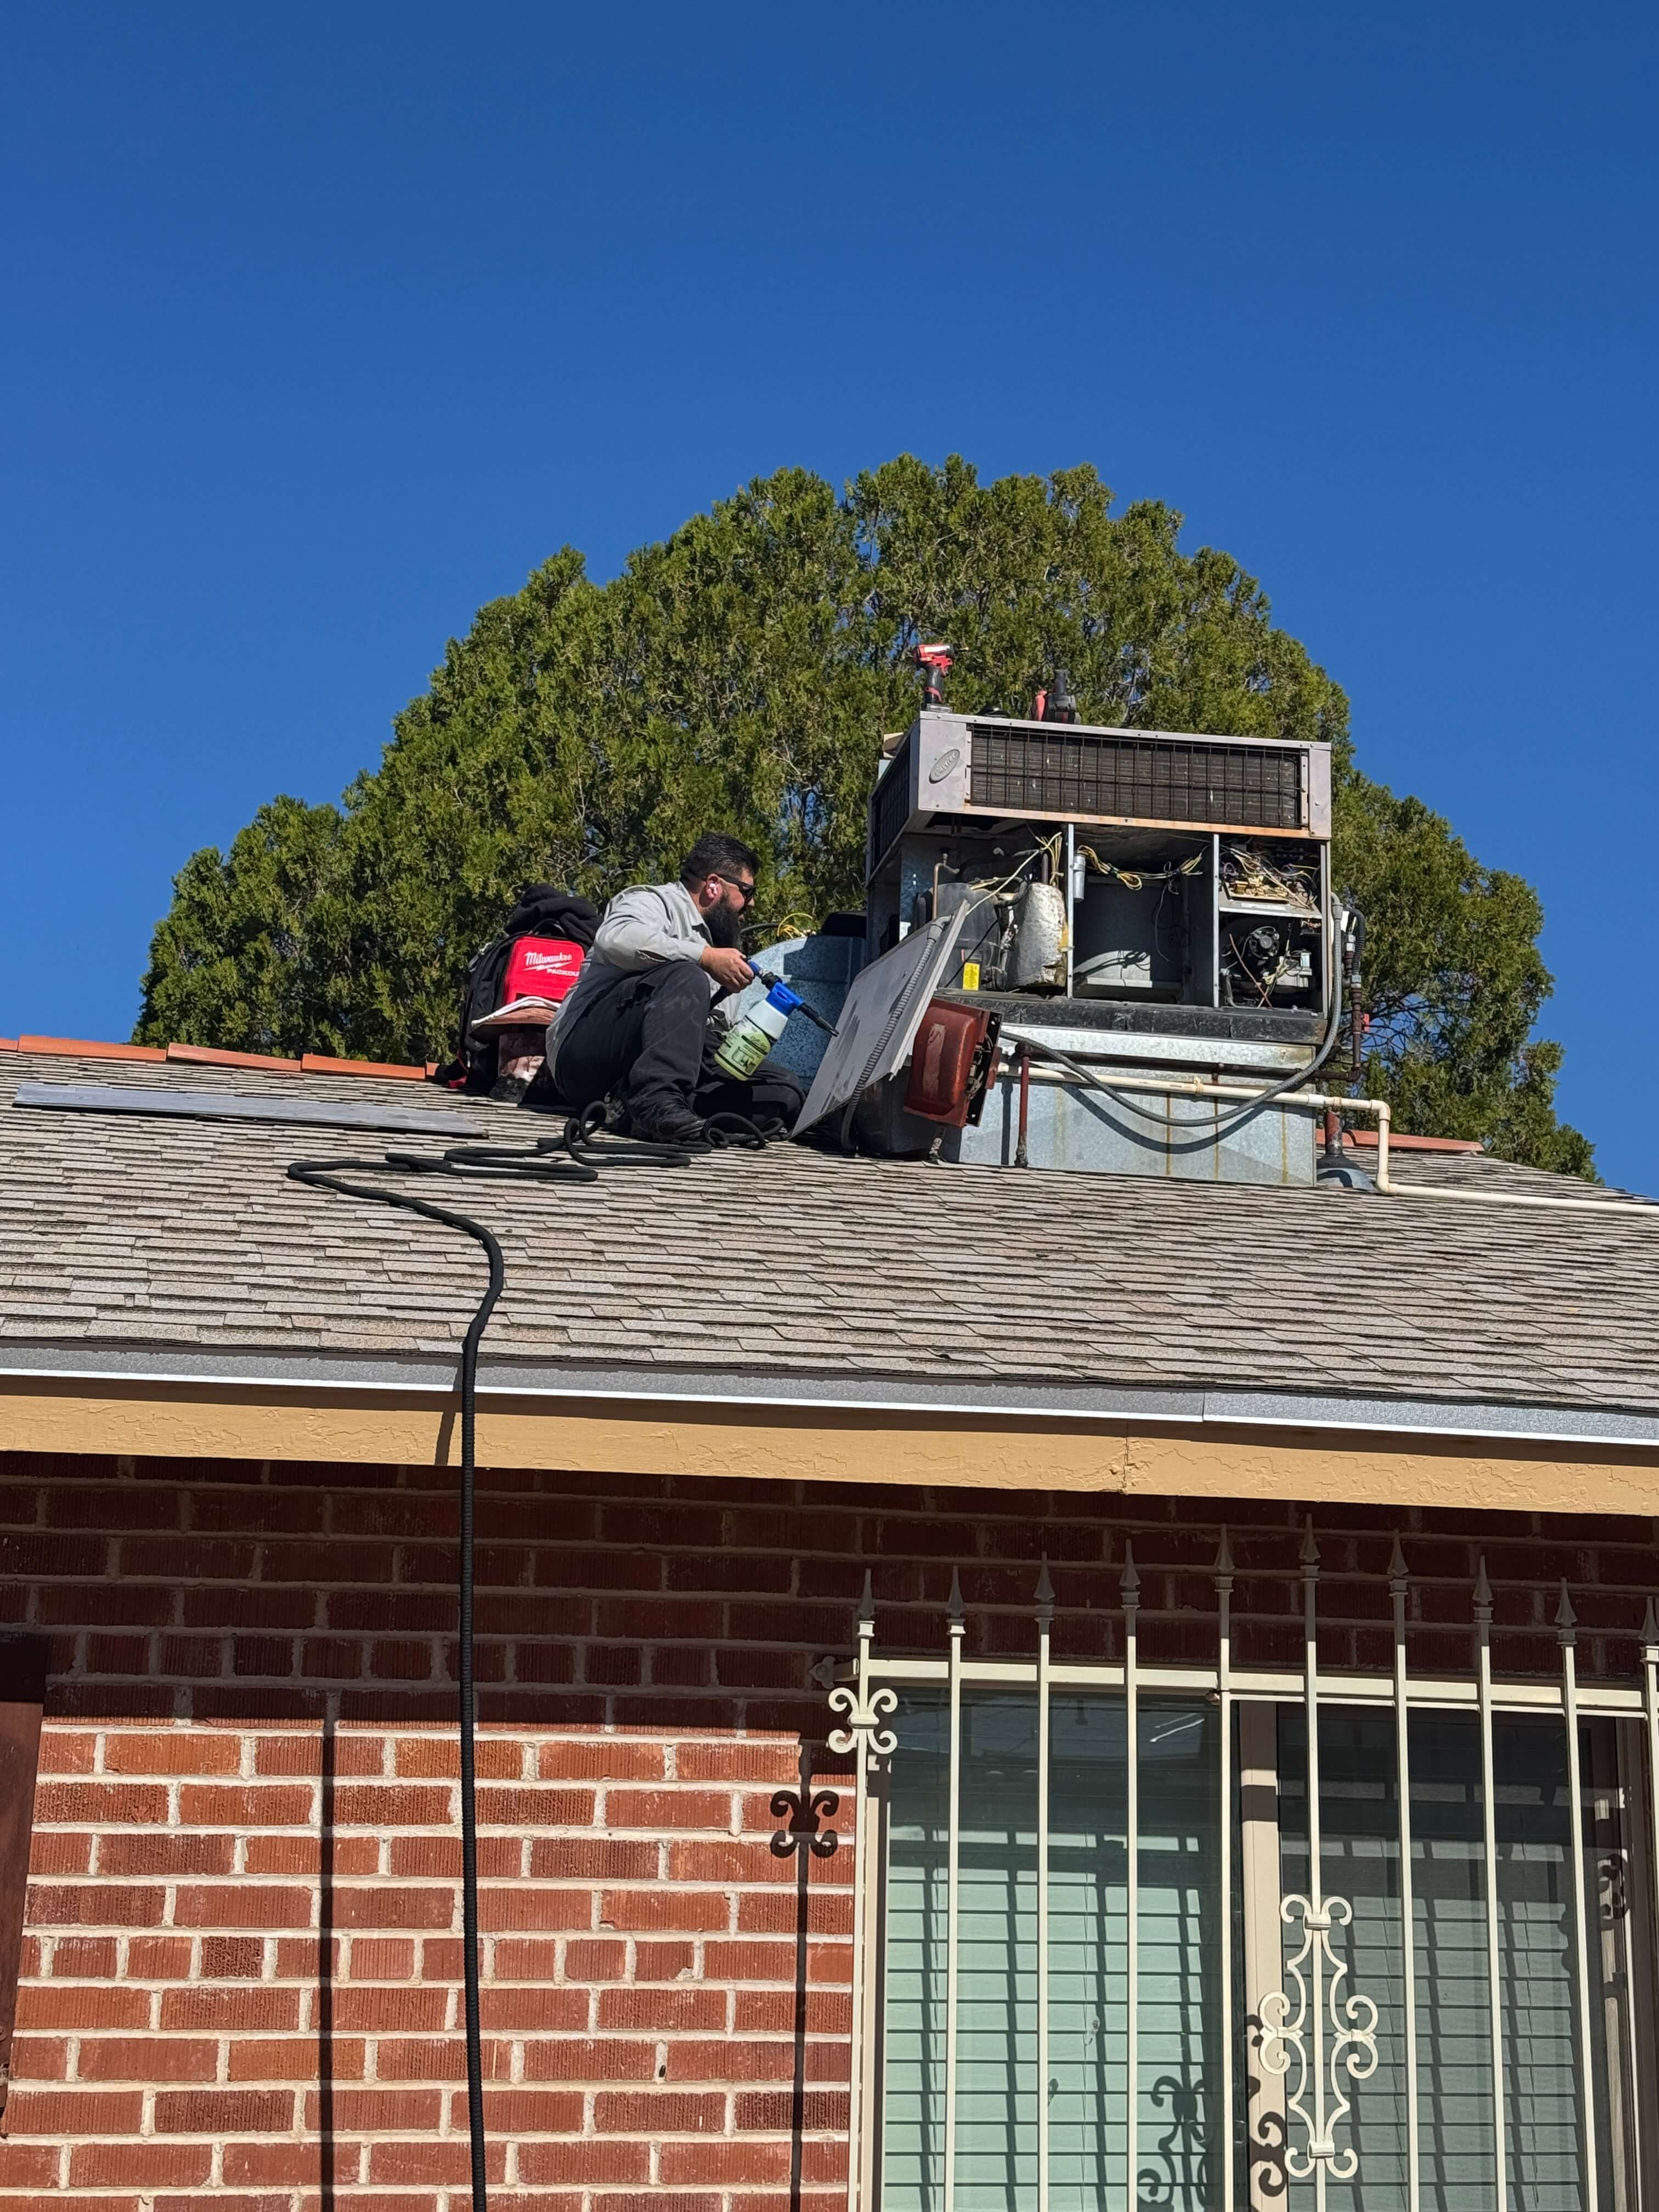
[3, 3, 1655, 1183]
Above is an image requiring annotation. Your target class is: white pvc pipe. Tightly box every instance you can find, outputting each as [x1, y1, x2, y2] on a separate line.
[1015, 1059, 1396, 1190]
[1030, 1060, 1659, 1217]
[1389, 1182, 1659, 1215]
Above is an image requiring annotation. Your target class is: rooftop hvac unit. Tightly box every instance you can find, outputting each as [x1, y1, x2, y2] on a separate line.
[868, 710, 1329, 881]
[829, 700, 1345, 1186]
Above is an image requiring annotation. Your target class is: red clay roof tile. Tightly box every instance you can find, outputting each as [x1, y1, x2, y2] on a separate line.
[1346, 1128, 1483, 1154]
[166, 1042, 303, 1073]
[18, 1036, 167, 1063]
[298, 1053, 425, 1081]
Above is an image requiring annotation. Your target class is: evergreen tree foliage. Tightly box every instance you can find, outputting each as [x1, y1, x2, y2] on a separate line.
[134, 456, 1593, 1173]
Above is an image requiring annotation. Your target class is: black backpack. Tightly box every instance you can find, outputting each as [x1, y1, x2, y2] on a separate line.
[430, 887, 600, 1093]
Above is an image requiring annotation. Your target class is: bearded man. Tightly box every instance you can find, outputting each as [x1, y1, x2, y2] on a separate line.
[545, 832, 805, 1144]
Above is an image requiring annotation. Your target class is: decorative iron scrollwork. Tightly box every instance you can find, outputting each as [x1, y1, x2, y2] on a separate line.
[827, 1681, 897, 1760]
[1259, 1893, 1379, 2177]
[1258, 1521, 1381, 2182]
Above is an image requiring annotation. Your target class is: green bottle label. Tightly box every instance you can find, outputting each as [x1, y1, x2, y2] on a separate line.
[713, 1022, 770, 1080]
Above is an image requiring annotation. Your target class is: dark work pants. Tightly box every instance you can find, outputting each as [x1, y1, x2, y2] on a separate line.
[553, 961, 805, 1127]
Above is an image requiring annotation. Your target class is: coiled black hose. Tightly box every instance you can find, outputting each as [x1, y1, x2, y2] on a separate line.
[286, 1107, 774, 2212]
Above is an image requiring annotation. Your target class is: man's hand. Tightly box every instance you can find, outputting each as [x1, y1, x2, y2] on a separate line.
[699, 946, 754, 993]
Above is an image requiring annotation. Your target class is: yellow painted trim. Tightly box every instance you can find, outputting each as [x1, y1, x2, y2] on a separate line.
[2, 1375, 1658, 1519]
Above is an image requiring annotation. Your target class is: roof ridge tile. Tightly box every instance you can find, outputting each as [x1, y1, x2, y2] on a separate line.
[1345, 1129, 1483, 1154]
[4, 1032, 432, 1079]
[166, 1042, 303, 1073]
[299, 1052, 426, 1081]
[17, 1036, 166, 1064]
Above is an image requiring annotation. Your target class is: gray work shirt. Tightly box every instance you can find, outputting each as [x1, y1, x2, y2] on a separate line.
[545, 881, 715, 1087]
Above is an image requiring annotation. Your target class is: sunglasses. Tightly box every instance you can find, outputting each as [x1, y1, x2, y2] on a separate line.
[715, 875, 757, 907]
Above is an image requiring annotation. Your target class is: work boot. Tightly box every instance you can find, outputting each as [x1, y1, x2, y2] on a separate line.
[625, 1098, 708, 1147]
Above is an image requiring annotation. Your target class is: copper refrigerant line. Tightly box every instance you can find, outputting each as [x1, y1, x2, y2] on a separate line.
[285, 1107, 777, 2212]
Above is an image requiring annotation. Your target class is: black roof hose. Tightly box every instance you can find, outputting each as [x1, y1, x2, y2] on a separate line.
[285, 1113, 772, 2212]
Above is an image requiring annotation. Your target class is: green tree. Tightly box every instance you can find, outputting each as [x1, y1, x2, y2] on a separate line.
[1334, 770, 1594, 1176]
[136, 795, 345, 1057]
[134, 456, 1593, 1173]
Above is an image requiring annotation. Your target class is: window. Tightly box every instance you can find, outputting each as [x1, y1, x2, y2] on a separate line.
[827, 1548, 1659, 2212]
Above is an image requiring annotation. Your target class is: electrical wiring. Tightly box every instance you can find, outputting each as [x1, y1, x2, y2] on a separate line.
[284, 1105, 777, 2212]
[1220, 844, 1318, 911]
[962, 848, 1046, 899]
[953, 832, 1207, 906]
[1076, 845, 1205, 893]
[756, 910, 817, 945]
[1019, 905, 1355, 1127]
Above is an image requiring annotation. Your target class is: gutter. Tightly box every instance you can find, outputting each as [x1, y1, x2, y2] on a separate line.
[4, 1342, 1658, 1453]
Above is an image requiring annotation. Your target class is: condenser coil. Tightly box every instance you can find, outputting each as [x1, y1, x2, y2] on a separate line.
[867, 711, 1329, 881]
[970, 726, 1302, 828]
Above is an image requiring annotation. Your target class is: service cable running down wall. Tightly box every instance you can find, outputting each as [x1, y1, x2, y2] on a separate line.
[286, 1109, 779, 2212]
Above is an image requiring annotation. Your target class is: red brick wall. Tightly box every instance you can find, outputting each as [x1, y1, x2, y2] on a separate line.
[0, 1448, 1652, 2211]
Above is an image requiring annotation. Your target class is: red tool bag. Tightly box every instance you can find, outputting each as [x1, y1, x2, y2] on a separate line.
[501, 936, 586, 1005]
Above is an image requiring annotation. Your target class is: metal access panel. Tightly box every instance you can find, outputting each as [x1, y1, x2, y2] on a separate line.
[794, 910, 972, 1136]
[944, 1069, 1320, 1184]
[867, 710, 1330, 881]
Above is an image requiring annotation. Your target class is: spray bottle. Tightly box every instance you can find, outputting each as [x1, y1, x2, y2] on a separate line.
[712, 977, 832, 1081]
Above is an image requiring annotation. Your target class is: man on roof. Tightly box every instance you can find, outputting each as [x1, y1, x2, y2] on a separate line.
[546, 832, 805, 1146]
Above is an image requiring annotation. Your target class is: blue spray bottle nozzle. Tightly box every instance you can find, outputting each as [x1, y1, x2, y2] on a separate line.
[756, 974, 834, 1032]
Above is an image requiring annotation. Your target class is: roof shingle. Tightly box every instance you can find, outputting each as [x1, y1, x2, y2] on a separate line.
[1, 1048, 1655, 1423]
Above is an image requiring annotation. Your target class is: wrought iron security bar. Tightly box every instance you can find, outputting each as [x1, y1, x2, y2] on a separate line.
[826, 1533, 1659, 2212]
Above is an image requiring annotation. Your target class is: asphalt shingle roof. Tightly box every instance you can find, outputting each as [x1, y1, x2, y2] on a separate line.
[1, 1048, 1655, 1423]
